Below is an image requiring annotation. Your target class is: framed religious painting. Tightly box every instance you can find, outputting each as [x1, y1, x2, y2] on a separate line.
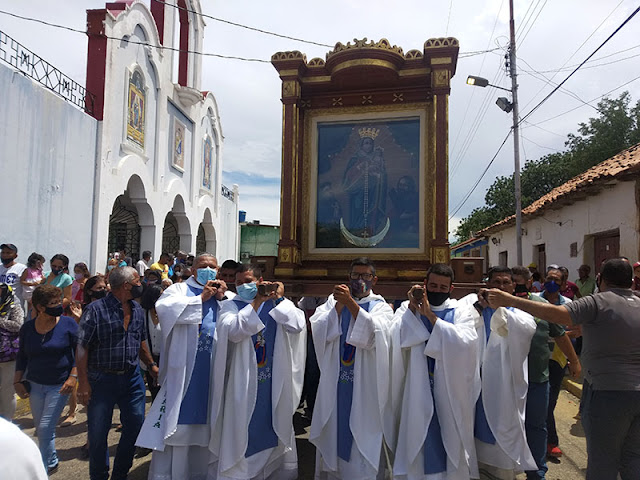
[307, 109, 427, 255]
[172, 117, 186, 171]
[126, 69, 145, 150]
[202, 134, 213, 191]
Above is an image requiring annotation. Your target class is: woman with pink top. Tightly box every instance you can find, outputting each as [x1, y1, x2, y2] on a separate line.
[20, 253, 45, 315]
[71, 262, 90, 304]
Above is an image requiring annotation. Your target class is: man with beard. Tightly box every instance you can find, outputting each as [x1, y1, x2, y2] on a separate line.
[310, 257, 394, 479]
[390, 263, 479, 479]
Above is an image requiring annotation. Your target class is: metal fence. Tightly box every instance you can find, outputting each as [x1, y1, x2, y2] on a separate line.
[0, 29, 95, 114]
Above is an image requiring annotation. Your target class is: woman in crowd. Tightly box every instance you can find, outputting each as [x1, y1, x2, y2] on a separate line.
[43, 254, 74, 308]
[0, 284, 25, 420]
[13, 285, 78, 475]
[20, 252, 45, 315]
[140, 284, 163, 401]
[71, 262, 90, 304]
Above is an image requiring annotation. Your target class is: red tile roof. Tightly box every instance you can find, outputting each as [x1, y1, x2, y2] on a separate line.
[479, 143, 640, 235]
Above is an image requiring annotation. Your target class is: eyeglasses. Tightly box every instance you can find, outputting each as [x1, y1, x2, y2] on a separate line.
[349, 272, 374, 281]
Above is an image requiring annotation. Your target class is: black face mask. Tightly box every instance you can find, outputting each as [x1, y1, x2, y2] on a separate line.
[514, 284, 529, 297]
[45, 305, 64, 317]
[91, 289, 107, 300]
[1, 258, 13, 266]
[129, 284, 144, 298]
[426, 290, 449, 307]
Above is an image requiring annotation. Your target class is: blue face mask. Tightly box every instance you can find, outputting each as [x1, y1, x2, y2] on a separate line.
[196, 267, 217, 285]
[544, 280, 561, 293]
[236, 282, 257, 301]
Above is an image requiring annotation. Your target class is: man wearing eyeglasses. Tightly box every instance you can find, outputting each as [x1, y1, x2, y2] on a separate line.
[309, 257, 394, 480]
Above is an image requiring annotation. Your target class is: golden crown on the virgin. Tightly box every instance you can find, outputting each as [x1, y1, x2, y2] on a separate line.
[358, 127, 380, 140]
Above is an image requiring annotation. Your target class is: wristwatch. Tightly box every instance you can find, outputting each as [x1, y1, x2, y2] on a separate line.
[148, 362, 158, 368]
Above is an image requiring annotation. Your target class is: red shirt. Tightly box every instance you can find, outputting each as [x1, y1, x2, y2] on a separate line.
[561, 281, 579, 300]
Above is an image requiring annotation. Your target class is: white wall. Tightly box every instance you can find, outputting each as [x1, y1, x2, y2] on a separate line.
[0, 62, 97, 266]
[486, 180, 640, 277]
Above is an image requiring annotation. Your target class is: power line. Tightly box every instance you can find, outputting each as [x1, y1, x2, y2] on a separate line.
[152, 0, 333, 48]
[519, 5, 640, 125]
[517, 0, 547, 48]
[522, 49, 640, 74]
[523, 73, 640, 127]
[445, 0, 454, 36]
[0, 8, 500, 65]
[449, 131, 512, 219]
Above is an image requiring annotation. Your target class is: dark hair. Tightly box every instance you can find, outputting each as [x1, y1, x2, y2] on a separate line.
[235, 263, 263, 279]
[159, 252, 170, 261]
[221, 259, 240, 270]
[146, 270, 163, 283]
[50, 254, 69, 267]
[74, 262, 90, 277]
[350, 257, 376, 276]
[532, 271, 542, 282]
[181, 268, 192, 279]
[511, 265, 531, 281]
[142, 250, 152, 260]
[426, 263, 454, 284]
[83, 275, 106, 305]
[27, 252, 45, 268]
[32, 285, 62, 309]
[487, 266, 512, 282]
[117, 246, 127, 253]
[601, 258, 633, 288]
[140, 284, 163, 310]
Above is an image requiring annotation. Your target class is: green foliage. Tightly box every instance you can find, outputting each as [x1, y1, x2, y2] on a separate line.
[454, 92, 640, 242]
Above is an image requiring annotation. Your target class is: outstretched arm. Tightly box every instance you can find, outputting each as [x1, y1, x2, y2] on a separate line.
[483, 288, 573, 326]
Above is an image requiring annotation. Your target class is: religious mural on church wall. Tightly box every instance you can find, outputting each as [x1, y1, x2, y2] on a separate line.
[126, 70, 145, 148]
[202, 135, 213, 190]
[312, 116, 421, 251]
[172, 117, 185, 171]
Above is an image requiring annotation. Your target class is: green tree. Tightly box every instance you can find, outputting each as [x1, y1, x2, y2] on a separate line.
[454, 92, 640, 242]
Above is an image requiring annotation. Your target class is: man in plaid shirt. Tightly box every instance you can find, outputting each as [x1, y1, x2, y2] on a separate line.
[77, 266, 158, 480]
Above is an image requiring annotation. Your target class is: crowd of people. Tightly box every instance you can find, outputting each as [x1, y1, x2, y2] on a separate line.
[0, 240, 638, 480]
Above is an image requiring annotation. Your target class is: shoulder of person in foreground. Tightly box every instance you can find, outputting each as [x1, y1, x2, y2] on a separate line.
[0, 417, 48, 479]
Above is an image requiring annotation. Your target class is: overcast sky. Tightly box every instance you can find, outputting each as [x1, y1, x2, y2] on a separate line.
[2, 1, 639, 238]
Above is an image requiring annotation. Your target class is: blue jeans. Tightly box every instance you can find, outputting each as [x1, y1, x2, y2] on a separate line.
[29, 381, 69, 469]
[87, 369, 146, 480]
[525, 381, 549, 479]
[581, 382, 640, 480]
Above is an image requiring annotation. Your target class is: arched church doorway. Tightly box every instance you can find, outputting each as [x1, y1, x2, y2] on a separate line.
[162, 195, 192, 254]
[196, 208, 216, 255]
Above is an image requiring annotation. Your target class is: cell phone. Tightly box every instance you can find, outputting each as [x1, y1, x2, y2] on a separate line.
[208, 281, 222, 288]
[258, 283, 277, 296]
[412, 287, 425, 301]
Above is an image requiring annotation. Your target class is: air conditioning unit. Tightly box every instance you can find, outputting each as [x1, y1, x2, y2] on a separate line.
[240, 252, 251, 260]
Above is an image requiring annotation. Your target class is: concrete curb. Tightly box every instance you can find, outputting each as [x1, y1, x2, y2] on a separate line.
[15, 395, 30, 417]
[562, 377, 583, 399]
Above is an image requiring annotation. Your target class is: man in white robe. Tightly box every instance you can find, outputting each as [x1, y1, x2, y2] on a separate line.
[310, 257, 394, 480]
[390, 263, 479, 480]
[215, 264, 306, 480]
[136, 253, 229, 480]
[464, 266, 537, 479]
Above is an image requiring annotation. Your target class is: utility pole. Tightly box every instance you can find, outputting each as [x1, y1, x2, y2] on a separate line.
[509, 0, 523, 265]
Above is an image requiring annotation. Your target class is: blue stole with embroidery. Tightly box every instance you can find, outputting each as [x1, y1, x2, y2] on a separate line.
[239, 299, 280, 457]
[474, 307, 513, 444]
[177, 284, 218, 424]
[420, 308, 454, 474]
[337, 300, 380, 462]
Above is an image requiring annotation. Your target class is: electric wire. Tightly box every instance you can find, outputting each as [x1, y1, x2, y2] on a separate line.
[516, 0, 547, 48]
[445, 0, 453, 36]
[519, 5, 640, 125]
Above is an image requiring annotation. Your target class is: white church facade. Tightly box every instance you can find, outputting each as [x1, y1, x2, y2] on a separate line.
[0, 0, 239, 271]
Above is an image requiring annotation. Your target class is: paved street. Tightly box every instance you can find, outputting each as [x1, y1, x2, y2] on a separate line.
[14, 388, 586, 479]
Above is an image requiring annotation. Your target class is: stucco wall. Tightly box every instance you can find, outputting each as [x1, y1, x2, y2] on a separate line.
[486, 180, 639, 276]
[0, 62, 97, 265]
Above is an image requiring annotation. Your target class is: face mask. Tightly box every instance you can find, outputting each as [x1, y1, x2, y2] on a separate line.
[129, 283, 144, 298]
[107, 265, 115, 271]
[196, 267, 217, 285]
[426, 290, 449, 307]
[236, 282, 257, 301]
[91, 289, 107, 300]
[75, 273, 84, 281]
[51, 267, 63, 276]
[544, 280, 561, 294]
[45, 304, 64, 317]
[350, 279, 372, 298]
[514, 284, 529, 297]
[1, 258, 13, 266]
